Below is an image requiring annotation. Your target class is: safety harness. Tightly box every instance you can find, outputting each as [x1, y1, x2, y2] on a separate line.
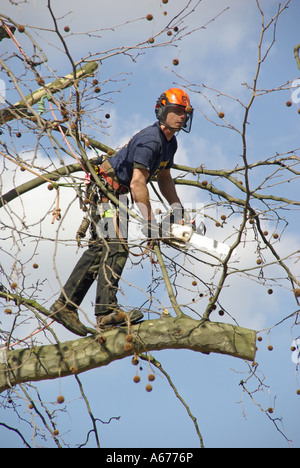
[76, 155, 128, 245]
[98, 159, 129, 195]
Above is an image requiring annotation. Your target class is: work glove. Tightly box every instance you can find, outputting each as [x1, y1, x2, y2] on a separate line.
[172, 204, 192, 225]
[171, 205, 207, 235]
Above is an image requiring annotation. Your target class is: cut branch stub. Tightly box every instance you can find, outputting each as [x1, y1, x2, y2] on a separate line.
[0, 61, 98, 125]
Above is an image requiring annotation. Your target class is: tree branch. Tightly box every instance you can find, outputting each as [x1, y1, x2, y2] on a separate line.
[0, 315, 256, 394]
[153, 244, 183, 317]
[0, 61, 98, 125]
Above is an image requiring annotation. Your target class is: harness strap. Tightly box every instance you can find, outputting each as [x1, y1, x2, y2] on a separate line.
[99, 159, 129, 194]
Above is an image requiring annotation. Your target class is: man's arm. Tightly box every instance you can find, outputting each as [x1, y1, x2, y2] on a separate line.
[157, 168, 182, 208]
[130, 167, 154, 221]
[157, 168, 190, 224]
[130, 167, 185, 225]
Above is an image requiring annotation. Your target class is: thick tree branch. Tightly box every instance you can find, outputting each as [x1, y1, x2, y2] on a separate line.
[0, 315, 256, 393]
[0, 161, 82, 207]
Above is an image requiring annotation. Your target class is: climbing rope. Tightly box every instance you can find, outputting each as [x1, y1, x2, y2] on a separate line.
[48, 100, 88, 174]
[0, 319, 55, 352]
[76, 216, 90, 246]
[0, 18, 27, 61]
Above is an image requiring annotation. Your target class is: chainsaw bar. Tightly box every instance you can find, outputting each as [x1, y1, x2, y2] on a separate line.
[164, 223, 232, 257]
[187, 232, 230, 257]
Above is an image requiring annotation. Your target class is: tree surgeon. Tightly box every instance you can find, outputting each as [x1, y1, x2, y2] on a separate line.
[50, 88, 194, 336]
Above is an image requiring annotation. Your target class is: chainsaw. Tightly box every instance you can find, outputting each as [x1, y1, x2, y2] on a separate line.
[160, 214, 231, 257]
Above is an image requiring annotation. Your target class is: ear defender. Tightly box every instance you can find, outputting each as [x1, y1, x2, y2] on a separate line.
[155, 93, 167, 121]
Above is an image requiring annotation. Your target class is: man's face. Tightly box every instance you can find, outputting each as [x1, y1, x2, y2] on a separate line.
[164, 105, 187, 131]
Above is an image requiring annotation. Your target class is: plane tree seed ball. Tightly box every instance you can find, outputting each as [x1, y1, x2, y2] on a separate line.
[132, 356, 139, 366]
[293, 289, 300, 298]
[124, 342, 133, 352]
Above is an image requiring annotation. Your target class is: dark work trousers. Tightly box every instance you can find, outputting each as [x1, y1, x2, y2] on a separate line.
[58, 193, 129, 317]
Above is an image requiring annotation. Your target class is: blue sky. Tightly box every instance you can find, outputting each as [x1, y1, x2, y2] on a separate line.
[0, 0, 300, 448]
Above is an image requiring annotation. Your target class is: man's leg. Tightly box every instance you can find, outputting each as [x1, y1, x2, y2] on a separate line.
[58, 239, 103, 307]
[50, 240, 103, 335]
[95, 236, 144, 329]
[95, 238, 128, 315]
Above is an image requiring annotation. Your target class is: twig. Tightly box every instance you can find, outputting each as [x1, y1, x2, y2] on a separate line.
[140, 353, 205, 448]
[74, 374, 101, 448]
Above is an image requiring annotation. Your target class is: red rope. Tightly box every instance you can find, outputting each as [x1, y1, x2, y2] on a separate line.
[0, 18, 29, 61]
[0, 320, 55, 351]
[48, 101, 88, 174]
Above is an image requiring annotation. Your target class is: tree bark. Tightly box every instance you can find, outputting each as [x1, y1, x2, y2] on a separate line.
[0, 314, 256, 393]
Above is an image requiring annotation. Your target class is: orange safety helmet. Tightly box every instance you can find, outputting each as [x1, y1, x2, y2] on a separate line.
[155, 88, 194, 133]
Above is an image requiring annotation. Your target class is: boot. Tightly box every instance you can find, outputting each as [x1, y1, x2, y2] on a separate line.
[49, 300, 89, 337]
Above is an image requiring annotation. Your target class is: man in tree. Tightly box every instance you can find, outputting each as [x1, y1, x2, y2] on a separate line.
[50, 88, 194, 336]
